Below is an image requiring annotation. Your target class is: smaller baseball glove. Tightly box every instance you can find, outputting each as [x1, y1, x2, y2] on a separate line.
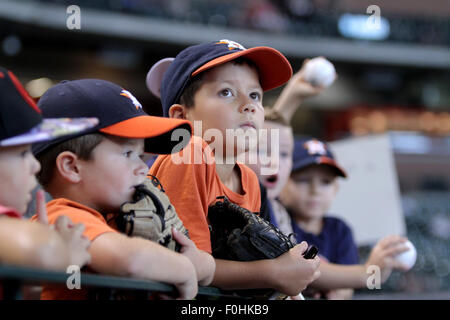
[116, 175, 189, 252]
[208, 196, 296, 261]
[208, 196, 298, 299]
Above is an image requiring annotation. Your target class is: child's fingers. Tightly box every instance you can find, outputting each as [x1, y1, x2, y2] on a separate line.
[294, 241, 308, 255]
[378, 235, 407, 249]
[54, 215, 73, 231]
[71, 223, 86, 239]
[312, 268, 321, 282]
[384, 243, 410, 258]
[301, 58, 310, 67]
[172, 228, 191, 247]
[35, 189, 48, 225]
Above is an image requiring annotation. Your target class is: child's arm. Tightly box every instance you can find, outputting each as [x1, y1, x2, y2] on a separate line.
[271, 59, 324, 123]
[172, 227, 216, 286]
[211, 242, 321, 296]
[88, 232, 198, 299]
[0, 191, 90, 270]
[0, 218, 83, 271]
[311, 263, 366, 290]
[310, 235, 410, 291]
[35, 190, 91, 269]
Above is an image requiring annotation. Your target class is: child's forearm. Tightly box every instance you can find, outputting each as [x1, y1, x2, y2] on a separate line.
[0, 219, 71, 270]
[196, 251, 216, 286]
[89, 233, 196, 286]
[126, 244, 195, 284]
[272, 90, 304, 123]
[311, 263, 367, 291]
[211, 258, 274, 290]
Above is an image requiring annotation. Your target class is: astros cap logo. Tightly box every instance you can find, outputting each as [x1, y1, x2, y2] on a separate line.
[216, 39, 246, 51]
[120, 89, 142, 109]
[304, 139, 327, 155]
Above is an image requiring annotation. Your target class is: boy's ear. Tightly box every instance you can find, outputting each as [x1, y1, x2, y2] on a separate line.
[55, 151, 82, 183]
[168, 104, 187, 119]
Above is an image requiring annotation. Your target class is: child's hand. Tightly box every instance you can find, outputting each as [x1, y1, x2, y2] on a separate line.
[364, 235, 410, 283]
[54, 215, 91, 269]
[288, 59, 324, 99]
[270, 241, 321, 296]
[284, 59, 326, 99]
[35, 189, 49, 225]
[172, 228, 216, 286]
[35, 189, 91, 268]
[174, 264, 198, 300]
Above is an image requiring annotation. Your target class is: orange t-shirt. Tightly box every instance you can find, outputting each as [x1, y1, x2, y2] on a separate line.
[149, 136, 261, 253]
[30, 198, 119, 300]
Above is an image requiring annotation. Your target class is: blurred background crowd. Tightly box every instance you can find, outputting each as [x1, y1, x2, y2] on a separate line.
[0, 0, 449, 299]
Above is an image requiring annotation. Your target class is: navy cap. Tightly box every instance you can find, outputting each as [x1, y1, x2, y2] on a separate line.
[0, 66, 98, 147]
[292, 137, 347, 178]
[159, 39, 293, 116]
[32, 79, 192, 156]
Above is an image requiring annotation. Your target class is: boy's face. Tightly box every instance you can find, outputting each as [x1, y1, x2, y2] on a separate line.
[184, 61, 264, 156]
[251, 121, 293, 200]
[0, 144, 41, 214]
[288, 165, 339, 220]
[78, 136, 148, 213]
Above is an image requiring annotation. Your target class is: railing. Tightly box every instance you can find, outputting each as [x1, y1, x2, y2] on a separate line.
[0, 264, 245, 300]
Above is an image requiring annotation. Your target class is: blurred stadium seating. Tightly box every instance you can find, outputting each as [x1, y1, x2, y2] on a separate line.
[356, 191, 450, 298]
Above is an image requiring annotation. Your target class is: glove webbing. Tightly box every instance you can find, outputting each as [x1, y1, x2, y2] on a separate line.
[213, 196, 296, 249]
[133, 183, 166, 232]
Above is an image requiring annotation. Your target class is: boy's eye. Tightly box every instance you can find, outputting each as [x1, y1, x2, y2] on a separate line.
[219, 89, 232, 97]
[124, 151, 133, 158]
[321, 178, 334, 185]
[20, 148, 31, 158]
[293, 176, 310, 184]
[250, 92, 261, 101]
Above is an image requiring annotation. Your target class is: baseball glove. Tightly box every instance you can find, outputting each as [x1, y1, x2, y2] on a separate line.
[208, 196, 296, 261]
[116, 175, 189, 252]
[208, 196, 298, 299]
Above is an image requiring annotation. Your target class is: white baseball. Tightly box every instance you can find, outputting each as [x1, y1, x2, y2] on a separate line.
[395, 240, 417, 271]
[302, 57, 336, 87]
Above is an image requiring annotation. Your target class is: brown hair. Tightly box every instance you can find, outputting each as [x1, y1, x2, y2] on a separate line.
[36, 133, 105, 187]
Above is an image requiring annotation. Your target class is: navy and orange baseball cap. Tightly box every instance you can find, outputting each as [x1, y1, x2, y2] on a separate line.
[292, 137, 347, 178]
[154, 39, 293, 116]
[0, 66, 98, 147]
[32, 79, 192, 156]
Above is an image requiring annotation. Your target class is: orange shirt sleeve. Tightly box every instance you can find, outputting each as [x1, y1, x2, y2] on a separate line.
[150, 137, 215, 253]
[29, 199, 118, 300]
[31, 199, 118, 242]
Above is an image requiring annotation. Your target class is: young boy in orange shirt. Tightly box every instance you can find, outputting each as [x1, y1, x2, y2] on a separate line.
[148, 39, 321, 296]
[31, 79, 215, 299]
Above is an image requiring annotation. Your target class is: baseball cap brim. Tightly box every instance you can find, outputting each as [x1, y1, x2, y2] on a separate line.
[191, 46, 293, 91]
[146, 58, 174, 99]
[293, 156, 347, 178]
[0, 117, 98, 147]
[100, 115, 192, 154]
